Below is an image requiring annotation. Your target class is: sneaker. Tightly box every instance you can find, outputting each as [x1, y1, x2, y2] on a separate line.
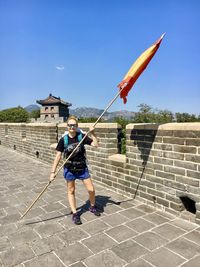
[72, 213, 82, 225]
[89, 205, 101, 216]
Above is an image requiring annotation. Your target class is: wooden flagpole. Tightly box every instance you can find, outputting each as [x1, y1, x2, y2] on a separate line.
[20, 88, 123, 220]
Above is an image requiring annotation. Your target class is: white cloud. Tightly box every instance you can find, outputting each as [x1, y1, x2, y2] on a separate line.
[56, 65, 64, 70]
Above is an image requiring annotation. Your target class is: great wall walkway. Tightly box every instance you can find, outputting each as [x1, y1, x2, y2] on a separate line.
[0, 146, 200, 267]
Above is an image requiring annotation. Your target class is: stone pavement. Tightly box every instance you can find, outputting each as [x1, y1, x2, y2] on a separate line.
[0, 146, 200, 267]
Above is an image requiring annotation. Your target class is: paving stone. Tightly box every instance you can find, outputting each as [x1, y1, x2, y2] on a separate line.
[0, 201, 9, 209]
[106, 225, 137, 242]
[55, 242, 92, 266]
[58, 215, 79, 229]
[80, 218, 110, 235]
[0, 209, 6, 217]
[170, 218, 198, 231]
[22, 207, 45, 220]
[1, 213, 20, 225]
[117, 200, 135, 209]
[126, 258, 153, 267]
[57, 227, 89, 246]
[0, 237, 12, 252]
[34, 222, 64, 238]
[82, 233, 117, 253]
[119, 207, 145, 220]
[111, 239, 148, 263]
[9, 228, 40, 246]
[143, 247, 185, 267]
[24, 252, 65, 267]
[180, 255, 200, 267]
[0, 224, 18, 238]
[70, 262, 86, 267]
[31, 235, 65, 256]
[103, 213, 130, 227]
[143, 213, 169, 225]
[135, 204, 155, 213]
[0, 245, 35, 266]
[103, 203, 123, 214]
[166, 237, 200, 259]
[79, 210, 103, 222]
[155, 211, 175, 220]
[1, 146, 200, 267]
[41, 202, 65, 212]
[133, 231, 168, 251]
[184, 230, 200, 245]
[38, 210, 67, 222]
[152, 223, 186, 241]
[126, 218, 155, 233]
[83, 250, 126, 267]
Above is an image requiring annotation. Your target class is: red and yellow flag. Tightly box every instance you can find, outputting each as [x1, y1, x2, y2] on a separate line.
[118, 33, 165, 104]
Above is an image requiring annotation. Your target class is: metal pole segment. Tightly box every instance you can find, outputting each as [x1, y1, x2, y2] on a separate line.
[20, 88, 123, 219]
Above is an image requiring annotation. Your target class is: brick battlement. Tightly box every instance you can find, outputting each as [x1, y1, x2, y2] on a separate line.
[0, 122, 200, 224]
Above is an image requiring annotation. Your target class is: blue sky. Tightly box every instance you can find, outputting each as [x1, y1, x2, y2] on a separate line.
[0, 0, 199, 114]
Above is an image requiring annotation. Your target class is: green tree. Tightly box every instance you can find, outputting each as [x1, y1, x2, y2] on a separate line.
[29, 109, 40, 119]
[175, 112, 199, 122]
[0, 107, 29, 122]
[113, 117, 130, 155]
[133, 104, 156, 123]
[156, 110, 174, 123]
[133, 104, 174, 123]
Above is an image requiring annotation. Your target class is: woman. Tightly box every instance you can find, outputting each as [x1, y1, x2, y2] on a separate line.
[49, 116, 100, 225]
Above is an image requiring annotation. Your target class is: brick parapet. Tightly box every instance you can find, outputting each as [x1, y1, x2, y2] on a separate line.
[0, 122, 200, 224]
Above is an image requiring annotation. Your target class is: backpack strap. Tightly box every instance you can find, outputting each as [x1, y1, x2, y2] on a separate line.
[77, 133, 83, 142]
[64, 132, 83, 149]
[63, 135, 69, 148]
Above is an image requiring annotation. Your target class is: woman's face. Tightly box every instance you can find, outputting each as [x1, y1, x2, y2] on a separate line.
[67, 119, 78, 133]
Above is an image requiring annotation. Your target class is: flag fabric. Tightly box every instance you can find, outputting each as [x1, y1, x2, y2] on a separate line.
[118, 33, 165, 104]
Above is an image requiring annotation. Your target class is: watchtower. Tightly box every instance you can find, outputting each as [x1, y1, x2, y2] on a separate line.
[36, 94, 72, 122]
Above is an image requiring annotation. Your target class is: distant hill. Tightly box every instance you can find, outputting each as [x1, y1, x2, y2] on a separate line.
[24, 105, 40, 112]
[69, 107, 108, 118]
[69, 107, 135, 120]
[24, 104, 135, 120]
[107, 110, 135, 120]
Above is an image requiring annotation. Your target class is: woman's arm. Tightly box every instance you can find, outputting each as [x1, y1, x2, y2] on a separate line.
[89, 126, 99, 147]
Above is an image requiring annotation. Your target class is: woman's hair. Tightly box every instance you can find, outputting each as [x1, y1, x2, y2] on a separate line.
[67, 115, 78, 125]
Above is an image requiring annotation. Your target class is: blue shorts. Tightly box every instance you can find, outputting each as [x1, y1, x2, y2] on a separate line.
[63, 167, 90, 181]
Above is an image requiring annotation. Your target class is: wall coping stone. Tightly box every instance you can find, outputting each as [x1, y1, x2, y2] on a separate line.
[0, 123, 26, 126]
[58, 122, 121, 129]
[50, 143, 57, 149]
[126, 122, 200, 131]
[27, 123, 57, 127]
[108, 154, 126, 163]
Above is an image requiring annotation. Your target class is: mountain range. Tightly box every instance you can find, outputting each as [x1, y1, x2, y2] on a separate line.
[24, 105, 135, 120]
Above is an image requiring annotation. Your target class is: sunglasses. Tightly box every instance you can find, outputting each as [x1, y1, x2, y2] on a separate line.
[67, 124, 77, 128]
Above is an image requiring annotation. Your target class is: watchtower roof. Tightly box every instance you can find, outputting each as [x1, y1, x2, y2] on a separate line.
[36, 94, 72, 107]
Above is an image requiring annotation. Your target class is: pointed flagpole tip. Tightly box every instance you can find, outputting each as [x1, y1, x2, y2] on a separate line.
[160, 32, 166, 39]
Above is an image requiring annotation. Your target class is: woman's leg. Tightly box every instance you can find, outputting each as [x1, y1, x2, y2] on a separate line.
[67, 180, 77, 213]
[82, 177, 95, 206]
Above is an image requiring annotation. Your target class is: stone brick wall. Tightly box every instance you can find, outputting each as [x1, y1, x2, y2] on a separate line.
[125, 123, 200, 224]
[0, 123, 57, 164]
[0, 122, 200, 224]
